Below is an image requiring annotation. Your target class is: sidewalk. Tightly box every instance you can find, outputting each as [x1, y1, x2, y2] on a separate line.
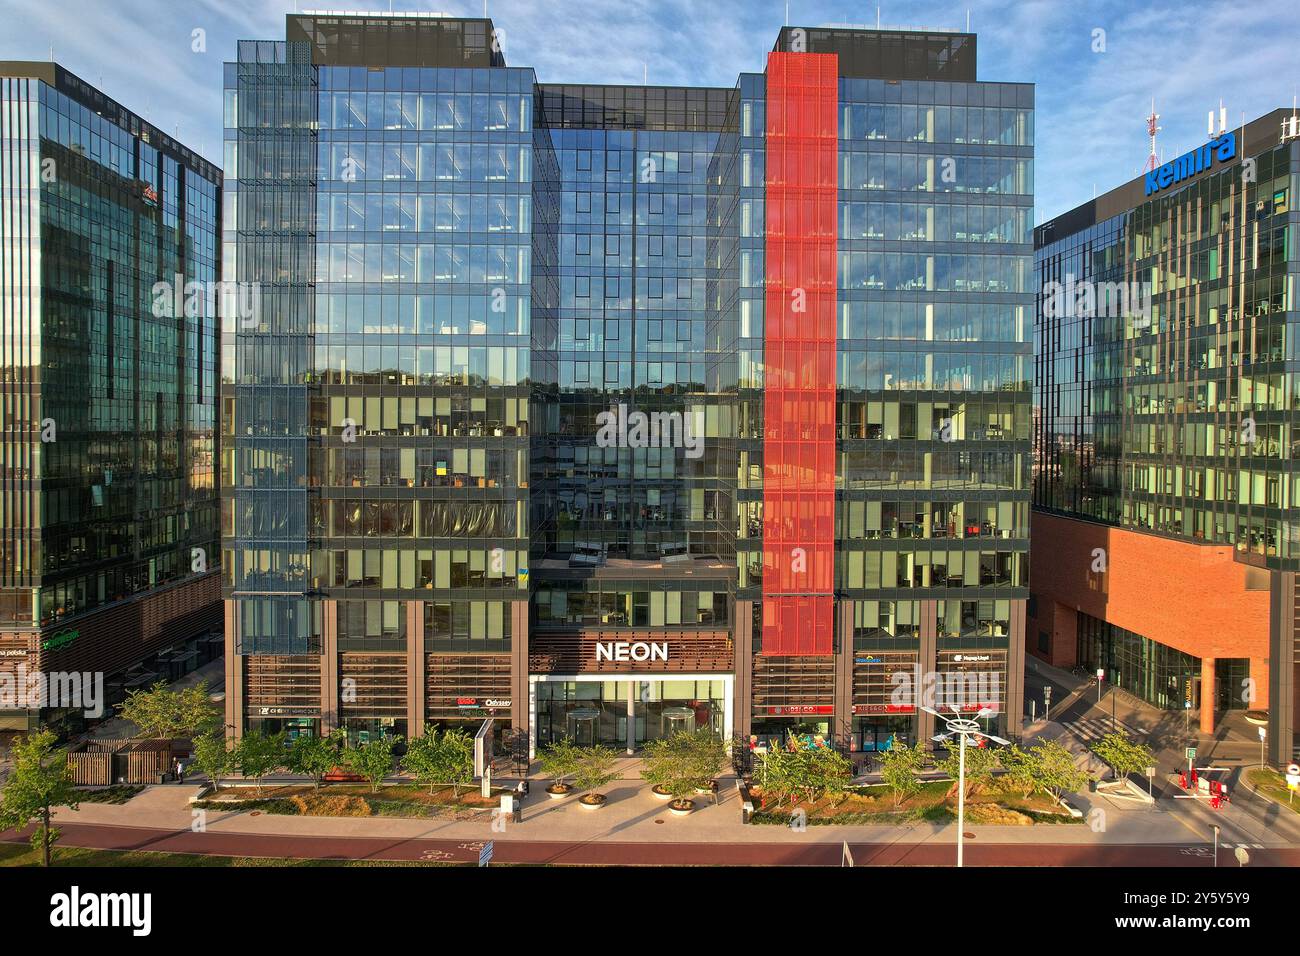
[49, 769, 1300, 850]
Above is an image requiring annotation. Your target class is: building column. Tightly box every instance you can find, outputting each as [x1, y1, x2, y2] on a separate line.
[510, 599, 529, 737]
[1199, 656, 1216, 735]
[733, 600, 753, 742]
[321, 599, 339, 734]
[406, 600, 425, 740]
[918, 600, 938, 749]
[1268, 572, 1295, 768]
[223, 599, 244, 741]
[1006, 599, 1026, 739]
[833, 601, 854, 751]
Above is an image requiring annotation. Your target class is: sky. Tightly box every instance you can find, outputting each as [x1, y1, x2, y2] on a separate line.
[0, 0, 1296, 221]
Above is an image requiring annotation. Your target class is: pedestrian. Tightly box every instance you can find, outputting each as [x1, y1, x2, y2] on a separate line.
[511, 791, 522, 824]
[173, 758, 183, 783]
[521, 777, 530, 797]
[710, 778, 719, 806]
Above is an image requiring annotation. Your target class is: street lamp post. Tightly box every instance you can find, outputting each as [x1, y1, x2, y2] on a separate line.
[923, 705, 1010, 868]
[1211, 824, 1220, 868]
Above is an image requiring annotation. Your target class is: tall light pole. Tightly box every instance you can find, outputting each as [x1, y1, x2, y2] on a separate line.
[924, 705, 1010, 868]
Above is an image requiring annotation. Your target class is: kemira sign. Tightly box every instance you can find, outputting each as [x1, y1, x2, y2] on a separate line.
[595, 641, 669, 663]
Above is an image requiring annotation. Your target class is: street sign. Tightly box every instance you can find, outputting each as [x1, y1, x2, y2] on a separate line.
[1258, 726, 1267, 740]
[1285, 763, 1300, 789]
[1185, 747, 1197, 760]
[1096, 668, 1105, 679]
[479, 842, 494, 867]
[1234, 847, 1250, 867]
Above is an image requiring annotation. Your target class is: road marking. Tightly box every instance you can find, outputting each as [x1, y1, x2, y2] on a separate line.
[1060, 716, 1142, 743]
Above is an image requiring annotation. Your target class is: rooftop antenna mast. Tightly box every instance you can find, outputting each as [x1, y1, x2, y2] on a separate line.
[1144, 99, 1161, 173]
[1208, 100, 1227, 137]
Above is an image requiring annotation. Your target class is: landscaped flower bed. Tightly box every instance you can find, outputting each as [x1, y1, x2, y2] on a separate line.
[749, 779, 1080, 826]
[194, 783, 498, 819]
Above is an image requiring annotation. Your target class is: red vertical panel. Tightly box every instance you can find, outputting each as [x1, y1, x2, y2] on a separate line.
[762, 52, 837, 656]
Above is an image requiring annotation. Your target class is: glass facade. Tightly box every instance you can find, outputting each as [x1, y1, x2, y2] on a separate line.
[224, 15, 1031, 750]
[1035, 137, 1299, 567]
[0, 66, 221, 711]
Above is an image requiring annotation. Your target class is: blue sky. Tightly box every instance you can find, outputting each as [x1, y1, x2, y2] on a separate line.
[1, 0, 1295, 220]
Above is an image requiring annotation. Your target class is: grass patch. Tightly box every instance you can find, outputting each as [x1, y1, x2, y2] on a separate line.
[1248, 768, 1300, 814]
[194, 783, 496, 819]
[74, 785, 144, 805]
[0, 843, 457, 868]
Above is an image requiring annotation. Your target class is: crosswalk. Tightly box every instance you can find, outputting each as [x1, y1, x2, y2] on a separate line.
[1060, 716, 1144, 743]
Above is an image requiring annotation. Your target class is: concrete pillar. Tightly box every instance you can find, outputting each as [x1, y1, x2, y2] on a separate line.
[1200, 656, 1216, 735]
[833, 601, 854, 750]
[510, 599, 529, 736]
[1006, 599, 1026, 739]
[918, 599, 937, 749]
[223, 599, 243, 741]
[406, 600, 425, 740]
[321, 599, 339, 734]
[733, 600, 753, 742]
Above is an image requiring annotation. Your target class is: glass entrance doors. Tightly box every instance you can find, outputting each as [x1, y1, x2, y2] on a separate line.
[532, 676, 731, 754]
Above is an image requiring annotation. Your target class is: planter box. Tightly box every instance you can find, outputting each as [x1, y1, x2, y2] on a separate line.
[667, 801, 695, 816]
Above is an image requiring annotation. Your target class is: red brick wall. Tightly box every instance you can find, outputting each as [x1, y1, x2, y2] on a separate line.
[1027, 512, 1270, 704]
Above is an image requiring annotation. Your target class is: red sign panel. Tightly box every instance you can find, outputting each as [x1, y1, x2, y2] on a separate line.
[762, 51, 838, 656]
[766, 705, 834, 716]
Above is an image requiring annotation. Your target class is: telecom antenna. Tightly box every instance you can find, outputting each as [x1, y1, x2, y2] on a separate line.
[1144, 100, 1161, 173]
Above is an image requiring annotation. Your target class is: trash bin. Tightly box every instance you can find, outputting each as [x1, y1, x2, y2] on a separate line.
[1088, 779, 1097, 793]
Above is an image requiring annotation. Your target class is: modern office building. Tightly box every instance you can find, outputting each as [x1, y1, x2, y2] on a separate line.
[0, 64, 223, 734]
[1031, 110, 1300, 763]
[223, 14, 1033, 756]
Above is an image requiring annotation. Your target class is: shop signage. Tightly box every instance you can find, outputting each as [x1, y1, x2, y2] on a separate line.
[766, 705, 833, 716]
[0, 649, 29, 657]
[952, 654, 991, 662]
[1144, 132, 1235, 196]
[595, 641, 668, 663]
[40, 629, 79, 651]
[457, 698, 513, 709]
[257, 707, 315, 717]
[853, 704, 916, 715]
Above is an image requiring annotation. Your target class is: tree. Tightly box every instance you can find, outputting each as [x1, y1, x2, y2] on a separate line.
[539, 737, 582, 794]
[285, 730, 345, 790]
[1030, 737, 1087, 802]
[1089, 732, 1154, 784]
[997, 744, 1038, 798]
[935, 738, 1000, 801]
[344, 735, 401, 793]
[573, 745, 621, 804]
[235, 730, 286, 797]
[191, 733, 237, 792]
[877, 739, 927, 808]
[685, 730, 727, 790]
[0, 730, 80, 866]
[403, 728, 475, 797]
[117, 680, 221, 740]
[640, 734, 697, 807]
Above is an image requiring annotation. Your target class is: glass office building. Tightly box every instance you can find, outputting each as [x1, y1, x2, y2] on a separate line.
[223, 14, 1032, 756]
[0, 64, 222, 733]
[1032, 110, 1300, 762]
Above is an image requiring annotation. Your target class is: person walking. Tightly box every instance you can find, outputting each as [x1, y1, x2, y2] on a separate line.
[709, 778, 719, 806]
[511, 790, 523, 824]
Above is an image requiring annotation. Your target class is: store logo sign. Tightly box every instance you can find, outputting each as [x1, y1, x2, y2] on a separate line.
[595, 641, 668, 663]
[1144, 132, 1235, 195]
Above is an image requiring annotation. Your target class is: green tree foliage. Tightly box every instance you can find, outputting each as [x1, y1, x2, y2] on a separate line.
[1089, 732, 1154, 783]
[117, 680, 221, 740]
[343, 734, 402, 793]
[539, 737, 582, 792]
[0, 730, 80, 866]
[402, 728, 475, 796]
[997, 744, 1038, 798]
[877, 739, 927, 808]
[935, 738, 1000, 801]
[1030, 737, 1087, 801]
[573, 745, 621, 801]
[191, 733, 237, 792]
[235, 731, 286, 797]
[285, 730, 345, 790]
[755, 734, 853, 807]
